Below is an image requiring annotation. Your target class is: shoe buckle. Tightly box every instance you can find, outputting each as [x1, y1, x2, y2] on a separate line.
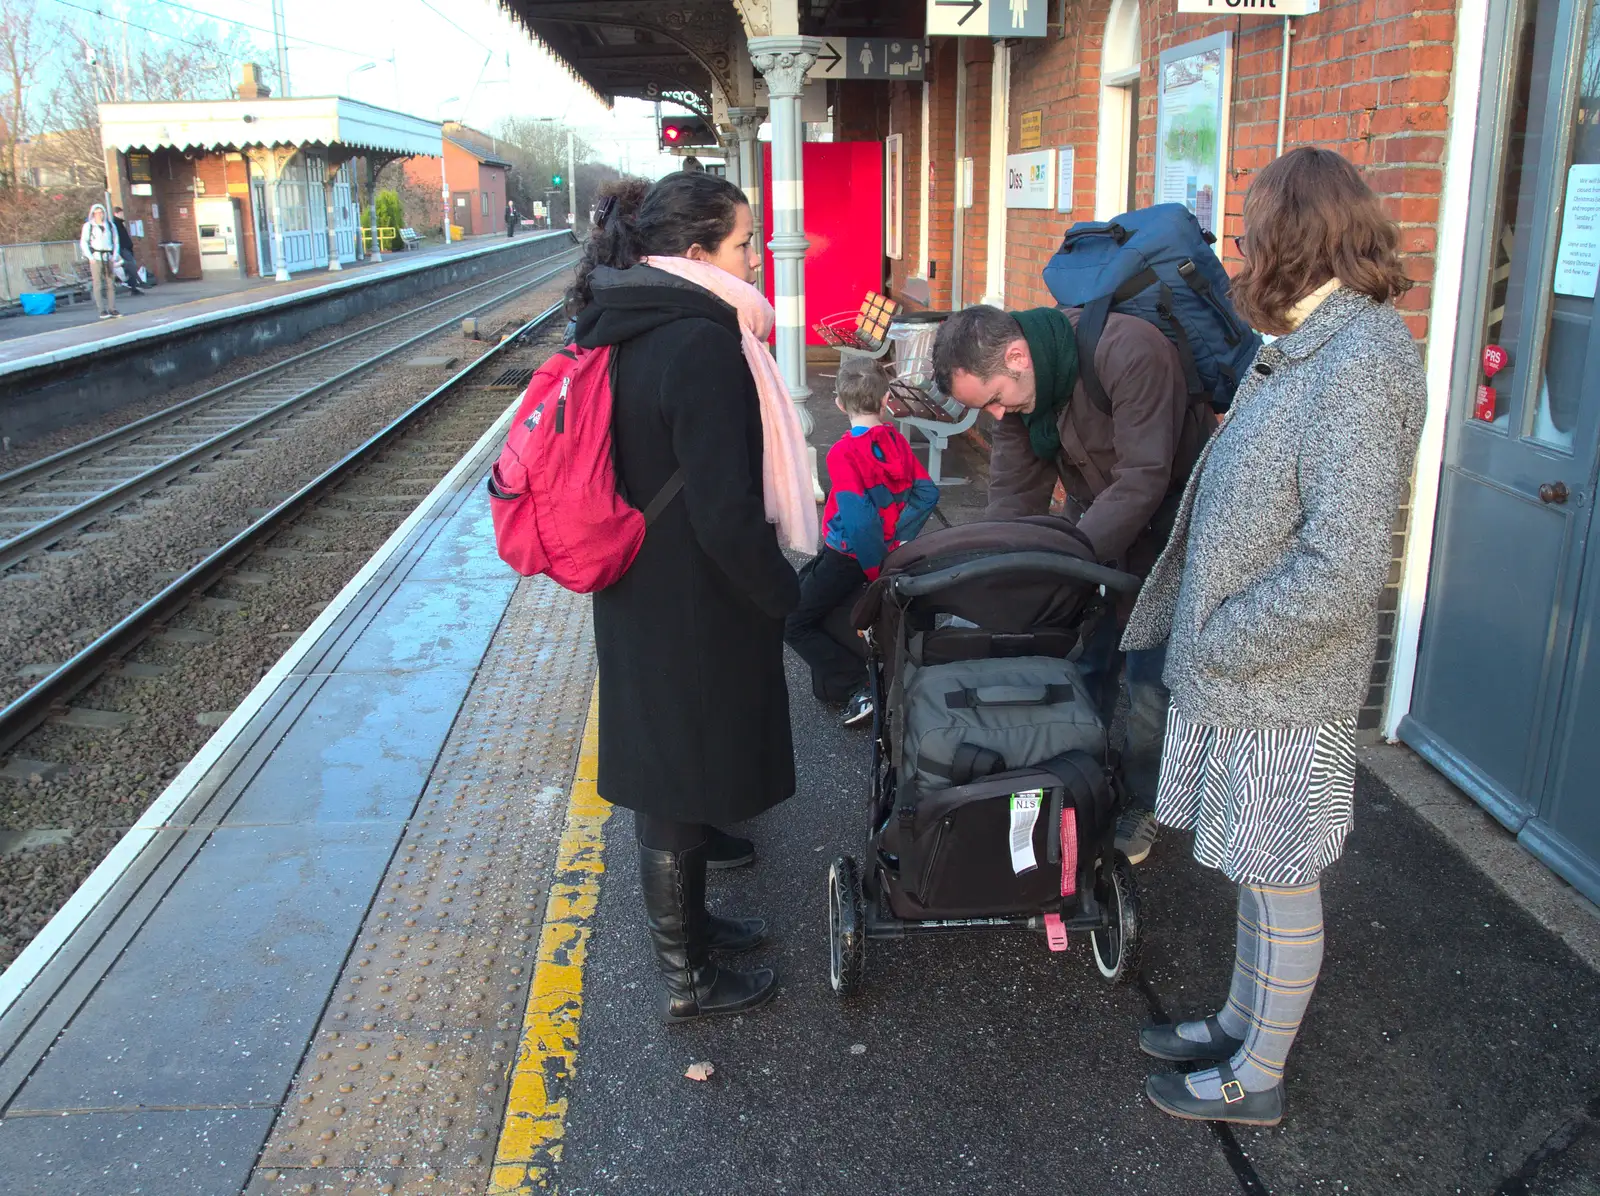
[1220, 1079, 1246, 1104]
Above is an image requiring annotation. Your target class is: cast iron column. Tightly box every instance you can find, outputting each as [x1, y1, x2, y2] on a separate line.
[749, 36, 821, 418]
[728, 106, 766, 292]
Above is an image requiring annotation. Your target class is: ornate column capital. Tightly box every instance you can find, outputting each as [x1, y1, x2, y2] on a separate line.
[727, 106, 767, 137]
[748, 35, 823, 98]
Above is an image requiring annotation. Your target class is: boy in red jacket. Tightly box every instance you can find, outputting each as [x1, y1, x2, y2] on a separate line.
[785, 356, 940, 726]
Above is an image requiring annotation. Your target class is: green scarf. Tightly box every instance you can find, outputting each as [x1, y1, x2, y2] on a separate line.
[1012, 307, 1079, 462]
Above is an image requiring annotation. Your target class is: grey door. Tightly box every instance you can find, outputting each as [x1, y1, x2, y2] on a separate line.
[1404, 0, 1600, 902]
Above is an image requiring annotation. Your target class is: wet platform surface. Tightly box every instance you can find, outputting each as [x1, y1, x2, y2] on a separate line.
[0, 390, 1594, 1195]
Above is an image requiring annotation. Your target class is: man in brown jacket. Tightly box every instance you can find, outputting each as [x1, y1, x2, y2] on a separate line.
[932, 303, 1212, 864]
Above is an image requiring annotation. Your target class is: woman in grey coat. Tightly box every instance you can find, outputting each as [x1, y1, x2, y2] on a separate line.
[1121, 147, 1425, 1125]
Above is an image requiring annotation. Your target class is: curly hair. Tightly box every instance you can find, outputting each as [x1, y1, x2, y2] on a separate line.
[1230, 147, 1413, 336]
[564, 172, 747, 316]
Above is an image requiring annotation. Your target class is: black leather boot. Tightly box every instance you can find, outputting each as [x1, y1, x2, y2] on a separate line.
[638, 841, 776, 1023]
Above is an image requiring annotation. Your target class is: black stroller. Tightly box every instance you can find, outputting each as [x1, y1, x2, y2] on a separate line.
[826, 516, 1145, 994]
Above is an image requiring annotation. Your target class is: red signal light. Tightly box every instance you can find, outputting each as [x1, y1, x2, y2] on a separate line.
[663, 125, 683, 143]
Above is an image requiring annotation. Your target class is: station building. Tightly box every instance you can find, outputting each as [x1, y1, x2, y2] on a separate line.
[519, 0, 1600, 904]
[98, 65, 441, 283]
[403, 122, 516, 238]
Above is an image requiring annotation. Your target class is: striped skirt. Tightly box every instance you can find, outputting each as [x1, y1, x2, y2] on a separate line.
[1155, 706, 1358, 886]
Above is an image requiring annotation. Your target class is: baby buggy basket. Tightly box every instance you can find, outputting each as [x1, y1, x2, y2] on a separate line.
[826, 516, 1145, 994]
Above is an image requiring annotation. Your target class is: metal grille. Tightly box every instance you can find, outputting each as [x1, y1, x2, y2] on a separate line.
[483, 367, 534, 392]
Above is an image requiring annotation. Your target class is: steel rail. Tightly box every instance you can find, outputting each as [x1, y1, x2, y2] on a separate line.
[0, 302, 561, 761]
[0, 253, 574, 573]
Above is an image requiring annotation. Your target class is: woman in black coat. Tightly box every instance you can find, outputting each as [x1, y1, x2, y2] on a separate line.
[567, 174, 806, 1022]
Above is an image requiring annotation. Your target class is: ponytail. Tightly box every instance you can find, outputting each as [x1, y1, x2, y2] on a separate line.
[565, 171, 749, 317]
[565, 177, 650, 316]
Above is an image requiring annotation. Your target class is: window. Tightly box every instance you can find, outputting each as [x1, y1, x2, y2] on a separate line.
[481, 191, 489, 217]
[1096, 0, 1141, 219]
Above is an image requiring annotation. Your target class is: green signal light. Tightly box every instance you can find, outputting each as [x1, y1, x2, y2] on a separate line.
[552, 174, 563, 186]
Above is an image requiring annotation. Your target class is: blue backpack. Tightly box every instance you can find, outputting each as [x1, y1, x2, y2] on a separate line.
[1041, 204, 1260, 415]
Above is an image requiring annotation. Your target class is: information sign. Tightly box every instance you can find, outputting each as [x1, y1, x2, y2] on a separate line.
[1056, 145, 1076, 214]
[1020, 110, 1042, 150]
[1005, 150, 1056, 210]
[1155, 32, 1234, 236]
[1175, 0, 1320, 12]
[1554, 163, 1600, 298]
[927, 0, 1048, 38]
[811, 37, 925, 81]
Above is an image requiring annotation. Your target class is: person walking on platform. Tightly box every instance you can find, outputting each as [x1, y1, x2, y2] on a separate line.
[1122, 147, 1424, 1125]
[505, 199, 517, 238]
[111, 206, 142, 295]
[78, 203, 121, 319]
[932, 294, 1211, 867]
[566, 173, 815, 1022]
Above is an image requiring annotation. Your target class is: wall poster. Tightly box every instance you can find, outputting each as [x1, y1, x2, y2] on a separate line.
[1155, 31, 1233, 236]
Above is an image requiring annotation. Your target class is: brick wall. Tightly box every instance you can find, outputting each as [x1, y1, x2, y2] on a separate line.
[151, 151, 202, 282]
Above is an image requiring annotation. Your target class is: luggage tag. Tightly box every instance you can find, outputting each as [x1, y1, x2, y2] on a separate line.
[1008, 789, 1043, 874]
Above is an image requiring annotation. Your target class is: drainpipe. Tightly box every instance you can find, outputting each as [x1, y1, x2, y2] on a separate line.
[953, 49, 967, 306]
[1276, 18, 1295, 157]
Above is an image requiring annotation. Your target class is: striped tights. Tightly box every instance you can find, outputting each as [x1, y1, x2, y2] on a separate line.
[1181, 880, 1324, 1098]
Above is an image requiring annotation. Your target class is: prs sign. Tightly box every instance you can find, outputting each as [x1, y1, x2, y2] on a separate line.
[1175, 0, 1320, 11]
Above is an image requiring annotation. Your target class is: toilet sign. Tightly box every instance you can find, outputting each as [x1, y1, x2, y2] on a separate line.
[810, 37, 926, 81]
[927, 0, 1048, 38]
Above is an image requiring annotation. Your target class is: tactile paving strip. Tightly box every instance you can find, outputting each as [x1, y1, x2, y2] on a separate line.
[246, 575, 594, 1196]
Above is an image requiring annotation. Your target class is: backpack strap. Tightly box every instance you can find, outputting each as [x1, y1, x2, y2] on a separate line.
[1152, 281, 1207, 400]
[642, 470, 685, 526]
[1073, 267, 1160, 418]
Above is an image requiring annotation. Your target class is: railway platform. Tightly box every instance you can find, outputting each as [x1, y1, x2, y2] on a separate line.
[0, 391, 1595, 1196]
[0, 234, 538, 366]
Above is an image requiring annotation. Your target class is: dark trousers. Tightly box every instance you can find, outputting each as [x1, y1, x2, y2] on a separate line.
[636, 814, 708, 852]
[1076, 613, 1169, 813]
[784, 548, 869, 704]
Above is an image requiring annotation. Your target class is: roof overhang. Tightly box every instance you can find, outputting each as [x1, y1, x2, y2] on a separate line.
[98, 97, 442, 158]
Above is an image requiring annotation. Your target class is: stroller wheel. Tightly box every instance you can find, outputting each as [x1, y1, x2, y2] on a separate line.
[1089, 854, 1141, 984]
[827, 856, 866, 996]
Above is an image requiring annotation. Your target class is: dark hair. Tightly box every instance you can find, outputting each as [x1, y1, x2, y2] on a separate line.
[835, 355, 890, 416]
[565, 172, 748, 316]
[932, 304, 1025, 396]
[1232, 146, 1413, 336]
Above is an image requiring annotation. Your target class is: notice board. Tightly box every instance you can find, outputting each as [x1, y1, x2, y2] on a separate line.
[762, 142, 885, 345]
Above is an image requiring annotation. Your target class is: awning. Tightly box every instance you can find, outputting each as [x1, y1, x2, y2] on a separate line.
[98, 97, 442, 158]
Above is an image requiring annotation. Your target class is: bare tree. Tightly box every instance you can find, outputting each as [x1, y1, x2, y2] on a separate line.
[0, 0, 60, 187]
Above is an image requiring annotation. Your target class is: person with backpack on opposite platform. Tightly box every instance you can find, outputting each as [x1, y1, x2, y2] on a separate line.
[785, 355, 940, 727]
[932, 304, 1210, 867]
[566, 173, 815, 1023]
[1123, 147, 1423, 1126]
[78, 203, 122, 319]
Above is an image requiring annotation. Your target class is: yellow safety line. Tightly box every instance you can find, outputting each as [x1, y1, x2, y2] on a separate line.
[490, 683, 610, 1194]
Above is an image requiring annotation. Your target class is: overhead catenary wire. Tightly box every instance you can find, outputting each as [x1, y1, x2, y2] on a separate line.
[151, 0, 375, 60]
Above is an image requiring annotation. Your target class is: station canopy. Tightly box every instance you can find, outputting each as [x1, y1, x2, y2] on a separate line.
[98, 97, 442, 158]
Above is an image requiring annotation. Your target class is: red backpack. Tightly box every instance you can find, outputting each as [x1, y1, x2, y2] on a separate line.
[487, 343, 682, 592]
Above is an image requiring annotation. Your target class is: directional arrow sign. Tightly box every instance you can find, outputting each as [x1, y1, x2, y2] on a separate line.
[927, 0, 1048, 37]
[813, 38, 845, 80]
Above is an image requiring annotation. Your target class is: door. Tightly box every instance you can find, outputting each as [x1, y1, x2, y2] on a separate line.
[251, 179, 272, 276]
[332, 162, 358, 263]
[1404, 0, 1600, 901]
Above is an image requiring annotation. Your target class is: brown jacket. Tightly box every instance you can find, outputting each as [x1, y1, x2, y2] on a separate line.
[986, 308, 1212, 575]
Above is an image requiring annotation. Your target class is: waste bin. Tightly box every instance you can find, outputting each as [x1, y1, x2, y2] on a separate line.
[160, 242, 182, 278]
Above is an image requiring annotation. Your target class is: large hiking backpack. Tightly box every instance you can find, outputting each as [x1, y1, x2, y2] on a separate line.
[487, 343, 682, 592]
[1041, 204, 1261, 414]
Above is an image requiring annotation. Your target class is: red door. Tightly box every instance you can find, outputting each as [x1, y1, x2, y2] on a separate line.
[762, 143, 884, 345]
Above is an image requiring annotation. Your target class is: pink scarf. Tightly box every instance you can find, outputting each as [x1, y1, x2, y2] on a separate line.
[643, 255, 818, 555]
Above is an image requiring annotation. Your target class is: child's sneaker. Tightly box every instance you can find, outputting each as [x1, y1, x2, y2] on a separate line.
[842, 689, 874, 727]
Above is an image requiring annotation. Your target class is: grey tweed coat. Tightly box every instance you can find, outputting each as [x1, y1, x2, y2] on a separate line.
[1121, 287, 1426, 727]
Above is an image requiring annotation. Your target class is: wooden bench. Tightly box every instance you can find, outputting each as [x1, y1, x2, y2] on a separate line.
[814, 291, 900, 358]
[26, 265, 88, 303]
[399, 228, 424, 250]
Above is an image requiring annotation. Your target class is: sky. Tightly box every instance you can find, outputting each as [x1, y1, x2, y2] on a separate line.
[56, 0, 709, 177]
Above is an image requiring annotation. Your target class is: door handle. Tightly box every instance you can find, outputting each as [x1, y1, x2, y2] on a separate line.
[1539, 481, 1570, 505]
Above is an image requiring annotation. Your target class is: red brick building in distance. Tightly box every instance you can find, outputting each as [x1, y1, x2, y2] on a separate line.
[404, 122, 514, 238]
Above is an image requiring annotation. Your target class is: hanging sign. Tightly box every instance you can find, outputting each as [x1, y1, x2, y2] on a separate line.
[1176, 0, 1320, 12]
[811, 37, 925, 81]
[1005, 149, 1056, 210]
[927, 0, 1048, 38]
[1019, 110, 1043, 150]
[1553, 163, 1600, 298]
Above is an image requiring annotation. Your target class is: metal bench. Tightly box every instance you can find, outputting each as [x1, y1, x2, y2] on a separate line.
[26, 265, 87, 303]
[814, 291, 900, 358]
[885, 317, 976, 486]
[399, 227, 424, 250]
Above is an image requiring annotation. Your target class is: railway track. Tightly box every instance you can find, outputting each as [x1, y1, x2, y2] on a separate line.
[0, 251, 574, 575]
[0, 302, 561, 766]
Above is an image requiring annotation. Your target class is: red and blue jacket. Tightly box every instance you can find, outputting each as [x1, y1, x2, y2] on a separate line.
[821, 423, 941, 579]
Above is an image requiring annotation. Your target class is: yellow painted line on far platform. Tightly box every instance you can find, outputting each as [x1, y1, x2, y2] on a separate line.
[490, 684, 610, 1194]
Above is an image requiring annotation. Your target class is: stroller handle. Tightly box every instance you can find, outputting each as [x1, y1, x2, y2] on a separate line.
[889, 551, 1143, 599]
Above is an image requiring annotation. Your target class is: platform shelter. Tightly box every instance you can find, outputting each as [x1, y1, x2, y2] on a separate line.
[99, 65, 441, 285]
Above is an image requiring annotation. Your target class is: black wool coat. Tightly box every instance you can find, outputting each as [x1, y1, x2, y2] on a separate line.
[575, 265, 801, 825]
